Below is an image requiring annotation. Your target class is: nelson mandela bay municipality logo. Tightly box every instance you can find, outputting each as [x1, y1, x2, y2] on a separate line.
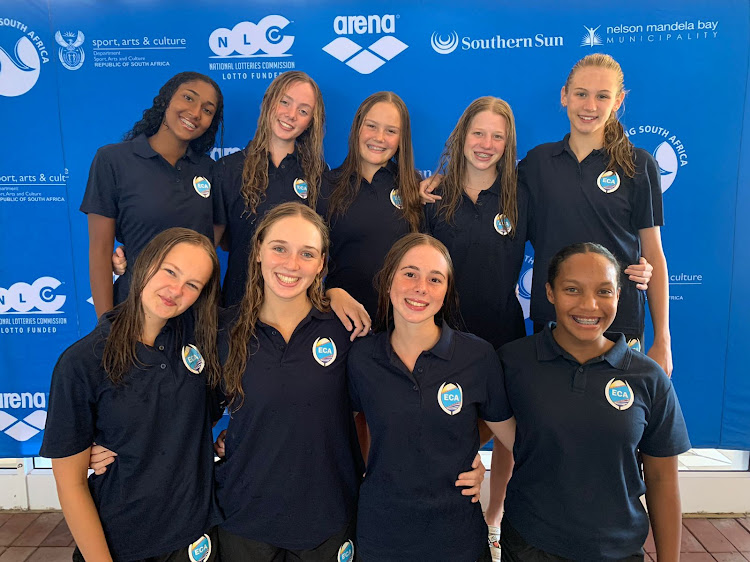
[0, 17, 50, 97]
[625, 125, 688, 193]
[581, 25, 603, 47]
[322, 14, 408, 74]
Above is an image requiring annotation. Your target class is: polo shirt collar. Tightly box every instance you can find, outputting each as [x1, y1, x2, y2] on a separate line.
[131, 132, 201, 164]
[536, 322, 630, 370]
[552, 134, 606, 161]
[380, 320, 455, 362]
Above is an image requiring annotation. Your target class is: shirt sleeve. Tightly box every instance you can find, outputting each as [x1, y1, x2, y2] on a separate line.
[630, 150, 664, 231]
[638, 377, 691, 457]
[80, 146, 118, 218]
[479, 347, 512, 422]
[39, 347, 98, 458]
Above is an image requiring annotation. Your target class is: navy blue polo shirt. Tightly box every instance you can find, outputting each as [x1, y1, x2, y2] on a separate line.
[426, 173, 528, 349]
[215, 306, 362, 550]
[80, 133, 223, 304]
[348, 324, 511, 561]
[499, 325, 690, 560]
[218, 147, 311, 306]
[521, 135, 664, 334]
[318, 163, 414, 317]
[40, 312, 218, 561]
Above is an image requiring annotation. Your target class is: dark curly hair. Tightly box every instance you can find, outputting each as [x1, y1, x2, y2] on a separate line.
[124, 71, 224, 155]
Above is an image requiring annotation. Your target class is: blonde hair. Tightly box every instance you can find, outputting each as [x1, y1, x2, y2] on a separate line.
[241, 71, 326, 212]
[436, 96, 518, 233]
[564, 53, 635, 178]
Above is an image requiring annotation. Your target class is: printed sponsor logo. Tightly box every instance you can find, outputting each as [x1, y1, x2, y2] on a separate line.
[625, 125, 688, 193]
[322, 14, 407, 74]
[580, 19, 719, 46]
[430, 31, 459, 54]
[517, 255, 533, 320]
[0, 392, 46, 442]
[0, 277, 66, 314]
[0, 17, 50, 97]
[55, 30, 85, 70]
[430, 28, 563, 54]
[208, 16, 296, 81]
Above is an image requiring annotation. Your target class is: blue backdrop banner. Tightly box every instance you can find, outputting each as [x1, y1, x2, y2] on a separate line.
[1, 0, 748, 455]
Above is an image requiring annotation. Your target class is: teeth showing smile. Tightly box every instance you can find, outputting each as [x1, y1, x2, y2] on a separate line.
[572, 316, 599, 325]
[579, 115, 596, 122]
[180, 117, 196, 130]
[276, 273, 300, 284]
[278, 120, 294, 131]
[475, 152, 492, 160]
[405, 298, 427, 308]
[367, 144, 387, 152]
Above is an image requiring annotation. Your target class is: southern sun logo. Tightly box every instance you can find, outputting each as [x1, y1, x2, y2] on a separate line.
[0, 392, 47, 442]
[322, 14, 408, 74]
[431, 31, 459, 54]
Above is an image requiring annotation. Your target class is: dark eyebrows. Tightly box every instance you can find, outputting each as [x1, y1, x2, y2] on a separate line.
[399, 264, 446, 278]
[185, 88, 216, 108]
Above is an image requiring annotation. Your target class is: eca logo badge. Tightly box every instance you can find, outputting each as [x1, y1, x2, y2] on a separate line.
[188, 534, 211, 562]
[337, 540, 354, 562]
[605, 378, 634, 410]
[193, 176, 211, 198]
[494, 213, 512, 235]
[182, 345, 205, 374]
[597, 170, 620, 194]
[312, 337, 337, 367]
[437, 382, 463, 415]
[390, 188, 402, 209]
[294, 178, 308, 199]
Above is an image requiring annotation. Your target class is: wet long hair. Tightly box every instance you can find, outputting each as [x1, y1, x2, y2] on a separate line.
[223, 202, 330, 410]
[564, 53, 635, 178]
[436, 96, 519, 233]
[327, 92, 422, 232]
[547, 242, 622, 290]
[124, 71, 224, 155]
[374, 233, 462, 332]
[241, 71, 326, 213]
[102, 228, 222, 386]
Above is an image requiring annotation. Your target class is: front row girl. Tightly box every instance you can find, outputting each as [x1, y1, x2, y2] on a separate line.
[41, 228, 222, 561]
[498, 243, 689, 561]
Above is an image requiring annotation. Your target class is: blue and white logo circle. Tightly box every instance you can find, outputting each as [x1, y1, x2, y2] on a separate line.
[193, 176, 211, 198]
[493, 213, 512, 236]
[437, 382, 463, 415]
[597, 170, 620, 194]
[604, 378, 635, 411]
[431, 31, 459, 54]
[0, 34, 41, 97]
[188, 534, 211, 562]
[312, 337, 337, 367]
[182, 344, 205, 374]
[653, 141, 678, 193]
[337, 540, 354, 562]
[390, 188, 403, 209]
[293, 178, 308, 199]
[517, 265, 533, 319]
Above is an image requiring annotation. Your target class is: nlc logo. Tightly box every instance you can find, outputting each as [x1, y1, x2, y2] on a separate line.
[208, 16, 294, 57]
[0, 277, 66, 314]
[0, 392, 47, 442]
[322, 14, 407, 74]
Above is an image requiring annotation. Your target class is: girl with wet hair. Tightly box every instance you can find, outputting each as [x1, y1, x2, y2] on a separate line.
[42, 227, 222, 562]
[214, 71, 327, 308]
[83, 71, 225, 318]
[347, 232, 516, 561]
[497, 241, 689, 560]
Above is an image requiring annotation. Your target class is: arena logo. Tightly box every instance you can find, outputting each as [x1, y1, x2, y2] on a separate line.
[579, 19, 719, 46]
[0, 276, 66, 314]
[54, 30, 85, 70]
[625, 125, 688, 193]
[0, 392, 47, 442]
[0, 18, 50, 97]
[322, 14, 408, 75]
[209, 16, 294, 58]
[430, 29, 563, 54]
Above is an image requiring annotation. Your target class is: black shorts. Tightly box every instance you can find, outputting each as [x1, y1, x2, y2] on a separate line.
[500, 518, 643, 562]
[72, 526, 219, 562]
[218, 515, 357, 562]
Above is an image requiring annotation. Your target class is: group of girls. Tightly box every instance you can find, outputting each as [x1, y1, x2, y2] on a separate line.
[41, 52, 690, 562]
